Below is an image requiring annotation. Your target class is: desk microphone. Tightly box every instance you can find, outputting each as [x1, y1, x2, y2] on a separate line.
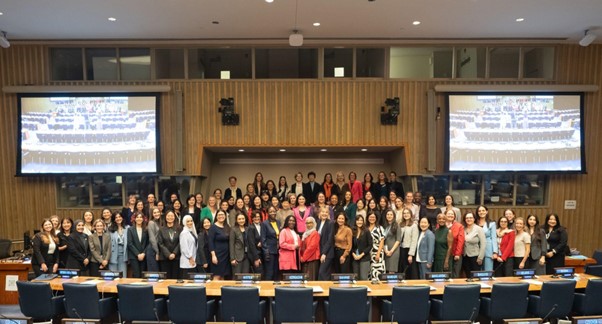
[468, 306, 477, 323]
[312, 315, 316, 324]
[72, 307, 86, 324]
[542, 304, 558, 322]
[391, 310, 395, 324]
[0, 313, 18, 324]
[153, 307, 160, 323]
[231, 316, 236, 324]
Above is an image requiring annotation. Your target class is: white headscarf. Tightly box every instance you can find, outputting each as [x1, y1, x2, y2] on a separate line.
[182, 215, 198, 238]
[302, 216, 317, 240]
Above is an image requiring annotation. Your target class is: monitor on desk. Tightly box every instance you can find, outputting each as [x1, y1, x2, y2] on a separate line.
[235, 273, 261, 284]
[503, 318, 542, 324]
[142, 271, 166, 282]
[379, 273, 405, 283]
[189, 272, 212, 283]
[514, 269, 536, 279]
[426, 272, 451, 282]
[57, 268, 80, 279]
[470, 270, 494, 281]
[99, 270, 122, 281]
[282, 272, 307, 284]
[553, 267, 575, 278]
[0, 316, 32, 324]
[331, 273, 356, 284]
[572, 316, 602, 324]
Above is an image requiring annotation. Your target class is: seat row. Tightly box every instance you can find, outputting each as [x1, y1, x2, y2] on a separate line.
[17, 279, 602, 324]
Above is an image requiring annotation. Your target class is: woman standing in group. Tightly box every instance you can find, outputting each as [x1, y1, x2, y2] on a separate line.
[544, 213, 568, 274]
[229, 197, 248, 227]
[247, 211, 264, 275]
[505, 209, 517, 229]
[494, 216, 515, 277]
[333, 212, 353, 273]
[179, 215, 198, 278]
[416, 217, 435, 279]
[513, 217, 531, 270]
[157, 210, 181, 279]
[351, 215, 372, 280]
[252, 172, 266, 197]
[127, 212, 149, 278]
[277, 176, 289, 202]
[183, 194, 201, 221]
[50, 215, 61, 235]
[249, 195, 267, 223]
[201, 196, 218, 224]
[122, 194, 137, 226]
[261, 206, 281, 280]
[440, 195, 461, 222]
[300, 216, 320, 280]
[172, 200, 182, 224]
[100, 208, 112, 228]
[209, 210, 231, 280]
[57, 217, 73, 268]
[246, 183, 256, 197]
[341, 191, 357, 227]
[322, 173, 334, 201]
[146, 207, 162, 272]
[526, 214, 547, 275]
[367, 212, 385, 279]
[293, 195, 312, 235]
[433, 213, 452, 272]
[82, 211, 95, 236]
[195, 193, 206, 209]
[88, 219, 111, 277]
[265, 180, 278, 198]
[383, 209, 402, 273]
[462, 212, 486, 275]
[355, 199, 367, 221]
[197, 218, 212, 273]
[399, 208, 419, 278]
[279, 215, 301, 273]
[362, 173, 376, 201]
[313, 193, 329, 219]
[425, 195, 440, 229]
[108, 211, 128, 277]
[66, 219, 91, 276]
[132, 201, 146, 223]
[476, 205, 497, 271]
[230, 213, 250, 274]
[445, 208, 465, 278]
[348, 171, 363, 203]
[332, 171, 350, 200]
[32, 219, 60, 276]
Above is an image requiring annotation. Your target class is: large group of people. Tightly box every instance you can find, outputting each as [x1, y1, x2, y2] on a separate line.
[31, 170, 569, 281]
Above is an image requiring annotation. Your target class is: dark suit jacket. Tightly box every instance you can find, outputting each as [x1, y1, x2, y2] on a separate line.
[352, 229, 373, 262]
[197, 230, 209, 266]
[66, 233, 90, 270]
[316, 219, 334, 259]
[127, 227, 149, 261]
[229, 226, 247, 262]
[224, 187, 243, 201]
[331, 183, 350, 200]
[261, 219, 281, 256]
[157, 226, 181, 260]
[246, 224, 262, 262]
[32, 233, 59, 267]
[303, 181, 322, 204]
[89, 232, 111, 264]
[530, 228, 548, 260]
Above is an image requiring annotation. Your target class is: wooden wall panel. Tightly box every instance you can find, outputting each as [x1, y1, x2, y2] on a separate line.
[0, 44, 601, 255]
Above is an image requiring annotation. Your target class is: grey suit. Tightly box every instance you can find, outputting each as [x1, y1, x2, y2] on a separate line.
[529, 228, 548, 275]
[230, 226, 250, 274]
[89, 232, 111, 276]
[416, 230, 435, 279]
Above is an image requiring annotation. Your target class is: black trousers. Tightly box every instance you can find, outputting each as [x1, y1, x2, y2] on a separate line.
[334, 248, 352, 273]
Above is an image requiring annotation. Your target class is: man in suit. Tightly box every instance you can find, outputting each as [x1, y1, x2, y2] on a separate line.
[388, 171, 404, 198]
[303, 171, 321, 205]
[316, 206, 334, 280]
[223, 176, 242, 201]
[261, 206, 281, 280]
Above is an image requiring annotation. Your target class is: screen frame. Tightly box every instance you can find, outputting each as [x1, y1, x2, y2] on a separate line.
[444, 91, 586, 174]
[16, 92, 161, 176]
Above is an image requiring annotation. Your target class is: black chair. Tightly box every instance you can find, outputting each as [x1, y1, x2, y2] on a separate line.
[220, 286, 267, 324]
[16, 281, 64, 322]
[167, 286, 216, 324]
[0, 238, 11, 258]
[573, 279, 602, 315]
[431, 284, 481, 321]
[324, 287, 371, 324]
[585, 264, 602, 277]
[528, 280, 576, 321]
[592, 250, 602, 265]
[381, 286, 431, 323]
[117, 284, 166, 323]
[272, 287, 317, 324]
[63, 282, 117, 321]
[480, 283, 529, 321]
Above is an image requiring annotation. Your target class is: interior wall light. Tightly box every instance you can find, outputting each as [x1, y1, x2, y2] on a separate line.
[579, 29, 597, 47]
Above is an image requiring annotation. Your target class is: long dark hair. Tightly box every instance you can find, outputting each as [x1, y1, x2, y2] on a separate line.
[526, 214, 542, 240]
[333, 212, 349, 238]
[544, 213, 562, 232]
[353, 215, 369, 237]
[383, 209, 398, 236]
[109, 211, 125, 233]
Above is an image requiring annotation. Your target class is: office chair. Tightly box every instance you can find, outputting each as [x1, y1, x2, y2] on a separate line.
[63, 282, 117, 321]
[528, 280, 576, 321]
[382, 286, 431, 323]
[324, 287, 371, 324]
[480, 282, 529, 321]
[431, 284, 481, 321]
[167, 286, 216, 324]
[220, 286, 267, 324]
[573, 279, 602, 315]
[16, 281, 64, 322]
[117, 284, 166, 322]
[272, 287, 317, 324]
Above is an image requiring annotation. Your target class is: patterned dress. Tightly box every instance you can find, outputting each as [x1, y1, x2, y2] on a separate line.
[369, 225, 386, 279]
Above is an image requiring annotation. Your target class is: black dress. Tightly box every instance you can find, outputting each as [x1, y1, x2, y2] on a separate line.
[208, 225, 232, 278]
[545, 226, 568, 274]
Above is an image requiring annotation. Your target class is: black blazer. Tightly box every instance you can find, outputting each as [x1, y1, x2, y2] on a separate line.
[303, 182, 322, 205]
[331, 183, 350, 201]
[65, 233, 90, 270]
[57, 232, 70, 268]
[127, 226, 149, 261]
[246, 224, 262, 262]
[157, 226, 181, 261]
[261, 219, 281, 256]
[224, 187, 243, 201]
[352, 229, 373, 262]
[316, 219, 334, 259]
[197, 230, 210, 266]
[32, 233, 59, 267]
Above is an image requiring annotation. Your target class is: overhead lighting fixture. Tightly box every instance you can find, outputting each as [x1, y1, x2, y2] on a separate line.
[412, 21, 421, 26]
[515, 18, 525, 22]
[279, 149, 286, 152]
[265, 0, 274, 2]
[579, 29, 597, 47]
[313, 22, 320, 27]
[289, 0, 303, 46]
[238, 149, 245, 152]
[320, 149, 328, 152]
[108, 17, 117, 22]
[361, 149, 368, 152]
[0, 12, 3, 15]
[0, 31, 10, 49]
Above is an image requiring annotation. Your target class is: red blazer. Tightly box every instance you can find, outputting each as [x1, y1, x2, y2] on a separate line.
[300, 231, 320, 263]
[279, 228, 300, 270]
[349, 180, 363, 203]
[450, 222, 466, 257]
[498, 230, 515, 261]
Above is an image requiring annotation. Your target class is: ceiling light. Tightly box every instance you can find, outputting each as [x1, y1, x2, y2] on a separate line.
[313, 22, 320, 27]
[320, 149, 327, 152]
[412, 21, 421, 26]
[265, 0, 274, 2]
[515, 18, 525, 22]
[0, 12, 3, 15]
[289, 30, 303, 46]
[279, 149, 287, 152]
[579, 29, 597, 47]
[108, 17, 117, 22]
[361, 148, 368, 152]
[238, 149, 245, 152]
[0, 31, 10, 49]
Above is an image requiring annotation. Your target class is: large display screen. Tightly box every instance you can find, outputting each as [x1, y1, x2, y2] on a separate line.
[446, 92, 585, 173]
[17, 93, 160, 175]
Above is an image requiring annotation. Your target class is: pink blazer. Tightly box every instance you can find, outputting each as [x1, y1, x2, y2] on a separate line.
[349, 180, 363, 203]
[279, 228, 300, 270]
[293, 206, 313, 233]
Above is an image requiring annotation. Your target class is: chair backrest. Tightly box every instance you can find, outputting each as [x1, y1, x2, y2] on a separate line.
[16, 281, 56, 321]
[168, 286, 208, 324]
[221, 286, 261, 324]
[273, 287, 314, 323]
[0, 238, 11, 258]
[327, 287, 369, 324]
[391, 286, 431, 324]
[582, 279, 602, 315]
[441, 284, 481, 321]
[538, 280, 577, 319]
[63, 282, 101, 319]
[585, 265, 602, 277]
[592, 250, 602, 265]
[117, 284, 158, 322]
[489, 283, 529, 320]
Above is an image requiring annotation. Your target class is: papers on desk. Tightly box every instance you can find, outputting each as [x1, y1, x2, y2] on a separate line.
[352, 285, 372, 292]
[129, 281, 150, 285]
[522, 279, 543, 285]
[567, 255, 588, 260]
[475, 282, 492, 289]
[308, 286, 324, 293]
[79, 279, 103, 285]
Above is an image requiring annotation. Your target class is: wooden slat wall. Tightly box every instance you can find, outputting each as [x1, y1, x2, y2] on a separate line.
[0, 44, 601, 254]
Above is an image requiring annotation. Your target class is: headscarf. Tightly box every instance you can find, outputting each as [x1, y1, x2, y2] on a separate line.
[302, 216, 317, 240]
[182, 215, 198, 238]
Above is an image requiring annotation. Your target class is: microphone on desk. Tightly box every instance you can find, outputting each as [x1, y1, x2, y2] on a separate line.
[391, 310, 395, 324]
[542, 304, 558, 323]
[73, 307, 86, 324]
[0, 313, 19, 324]
[231, 316, 236, 324]
[468, 306, 477, 323]
[312, 315, 316, 324]
[153, 307, 160, 324]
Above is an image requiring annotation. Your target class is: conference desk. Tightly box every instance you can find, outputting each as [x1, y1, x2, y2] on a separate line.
[0, 260, 32, 304]
[42, 274, 598, 297]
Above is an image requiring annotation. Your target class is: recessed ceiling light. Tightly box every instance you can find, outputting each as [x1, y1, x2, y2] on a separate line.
[265, 0, 274, 2]
[313, 22, 321, 27]
[108, 17, 117, 22]
[516, 18, 525, 22]
[238, 149, 245, 152]
[0, 12, 3, 15]
[279, 149, 286, 152]
[320, 149, 327, 152]
[361, 148, 368, 152]
[212, 21, 219, 24]
[412, 21, 421, 26]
